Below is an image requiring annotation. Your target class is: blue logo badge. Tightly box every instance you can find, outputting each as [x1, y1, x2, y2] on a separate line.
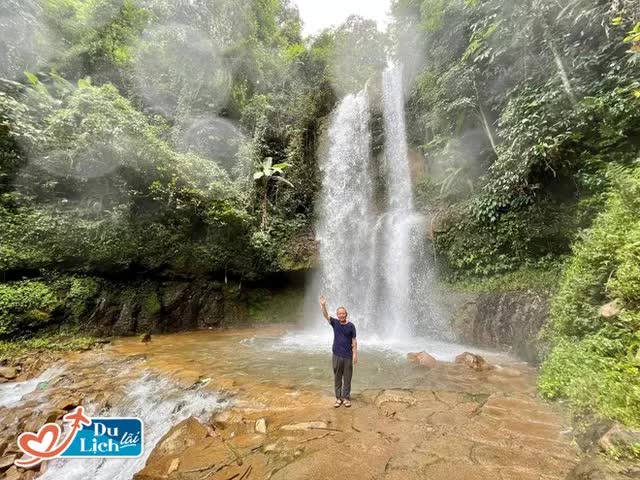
[61, 417, 144, 458]
[16, 407, 144, 467]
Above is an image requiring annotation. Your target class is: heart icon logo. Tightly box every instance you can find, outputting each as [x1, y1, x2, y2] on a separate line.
[17, 423, 61, 458]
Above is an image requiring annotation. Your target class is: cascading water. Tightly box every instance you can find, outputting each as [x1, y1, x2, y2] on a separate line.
[313, 90, 377, 330]
[377, 62, 416, 339]
[40, 373, 228, 480]
[0, 364, 65, 408]
[308, 62, 447, 344]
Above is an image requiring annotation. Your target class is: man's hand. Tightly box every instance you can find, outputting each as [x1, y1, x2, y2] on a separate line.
[320, 295, 330, 321]
[352, 339, 357, 365]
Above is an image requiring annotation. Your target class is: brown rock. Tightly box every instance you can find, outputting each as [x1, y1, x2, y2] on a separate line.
[599, 299, 621, 320]
[280, 422, 328, 431]
[167, 457, 180, 475]
[406, 352, 437, 368]
[255, 418, 267, 434]
[3, 466, 21, 480]
[44, 410, 66, 424]
[154, 417, 209, 457]
[598, 423, 640, 453]
[495, 367, 522, 377]
[0, 367, 18, 380]
[55, 396, 82, 411]
[455, 352, 490, 371]
[566, 456, 636, 480]
[375, 390, 417, 407]
[135, 417, 227, 480]
[0, 454, 16, 471]
[140, 333, 151, 343]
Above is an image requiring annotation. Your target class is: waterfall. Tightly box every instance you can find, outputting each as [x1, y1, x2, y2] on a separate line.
[377, 62, 444, 339]
[377, 62, 415, 339]
[308, 63, 447, 341]
[314, 90, 376, 330]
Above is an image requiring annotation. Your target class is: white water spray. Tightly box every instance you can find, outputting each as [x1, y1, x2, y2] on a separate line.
[309, 63, 448, 342]
[41, 374, 228, 480]
[314, 90, 377, 330]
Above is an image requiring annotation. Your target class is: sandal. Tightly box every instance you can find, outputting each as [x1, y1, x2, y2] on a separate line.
[343, 400, 351, 408]
[334, 399, 342, 408]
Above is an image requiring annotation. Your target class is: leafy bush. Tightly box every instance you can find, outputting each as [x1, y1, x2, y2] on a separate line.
[540, 164, 640, 428]
[0, 275, 102, 339]
[0, 280, 60, 337]
[0, 333, 97, 357]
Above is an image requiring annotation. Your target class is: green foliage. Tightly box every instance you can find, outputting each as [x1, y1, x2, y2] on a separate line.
[0, 280, 59, 337]
[327, 16, 386, 97]
[0, 275, 102, 339]
[246, 285, 305, 323]
[395, 0, 640, 278]
[1, 82, 259, 276]
[142, 291, 161, 316]
[540, 165, 640, 428]
[547, 166, 640, 339]
[447, 265, 563, 294]
[539, 331, 640, 428]
[0, 333, 97, 357]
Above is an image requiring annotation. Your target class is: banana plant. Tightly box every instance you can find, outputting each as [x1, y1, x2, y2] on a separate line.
[253, 157, 293, 229]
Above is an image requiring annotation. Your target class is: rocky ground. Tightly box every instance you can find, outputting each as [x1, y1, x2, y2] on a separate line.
[1, 328, 638, 479]
[137, 386, 580, 480]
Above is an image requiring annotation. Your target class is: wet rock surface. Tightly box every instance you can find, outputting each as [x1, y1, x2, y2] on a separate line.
[0, 327, 587, 480]
[407, 351, 437, 368]
[455, 352, 490, 371]
[131, 386, 581, 480]
[450, 291, 549, 364]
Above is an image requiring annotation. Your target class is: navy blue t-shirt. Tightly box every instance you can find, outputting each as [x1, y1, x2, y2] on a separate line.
[329, 317, 356, 358]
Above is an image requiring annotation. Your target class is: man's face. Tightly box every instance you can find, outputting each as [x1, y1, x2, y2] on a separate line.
[337, 308, 348, 322]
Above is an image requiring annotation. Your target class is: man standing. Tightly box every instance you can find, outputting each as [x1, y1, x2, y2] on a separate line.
[320, 295, 357, 407]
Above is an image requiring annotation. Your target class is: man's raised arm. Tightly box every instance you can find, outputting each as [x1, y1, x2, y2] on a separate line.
[320, 295, 330, 322]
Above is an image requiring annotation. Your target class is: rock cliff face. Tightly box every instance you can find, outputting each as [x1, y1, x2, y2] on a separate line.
[84, 280, 248, 337]
[449, 291, 550, 364]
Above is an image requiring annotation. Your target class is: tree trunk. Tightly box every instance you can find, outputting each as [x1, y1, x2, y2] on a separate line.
[260, 188, 268, 229]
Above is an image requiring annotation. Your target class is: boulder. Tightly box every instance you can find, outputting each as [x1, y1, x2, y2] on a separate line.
[599, 299, 621, 320]
[455, 352, 490, 371]
[566, 456, 638, 480]
[139, 333, 151, 343]
[152, 417, 209, 456]
[0, 367, 18, 380]
[598, 423, 640, 454]
[407, 352, 437, 368]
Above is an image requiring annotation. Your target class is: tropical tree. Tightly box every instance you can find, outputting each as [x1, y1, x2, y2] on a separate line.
[253, 157, 293, 229]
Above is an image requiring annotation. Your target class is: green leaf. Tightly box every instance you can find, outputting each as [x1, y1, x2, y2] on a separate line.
[77, 77, 92, 89]
[273, 162, 291, 170]
[24, 71, 39, 87]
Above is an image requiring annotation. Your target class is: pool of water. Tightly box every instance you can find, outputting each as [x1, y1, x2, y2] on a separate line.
[109, 325, 529, 396]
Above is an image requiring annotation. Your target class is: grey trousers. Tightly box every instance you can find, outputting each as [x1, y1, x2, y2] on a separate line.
[332, 354, 353, 400]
